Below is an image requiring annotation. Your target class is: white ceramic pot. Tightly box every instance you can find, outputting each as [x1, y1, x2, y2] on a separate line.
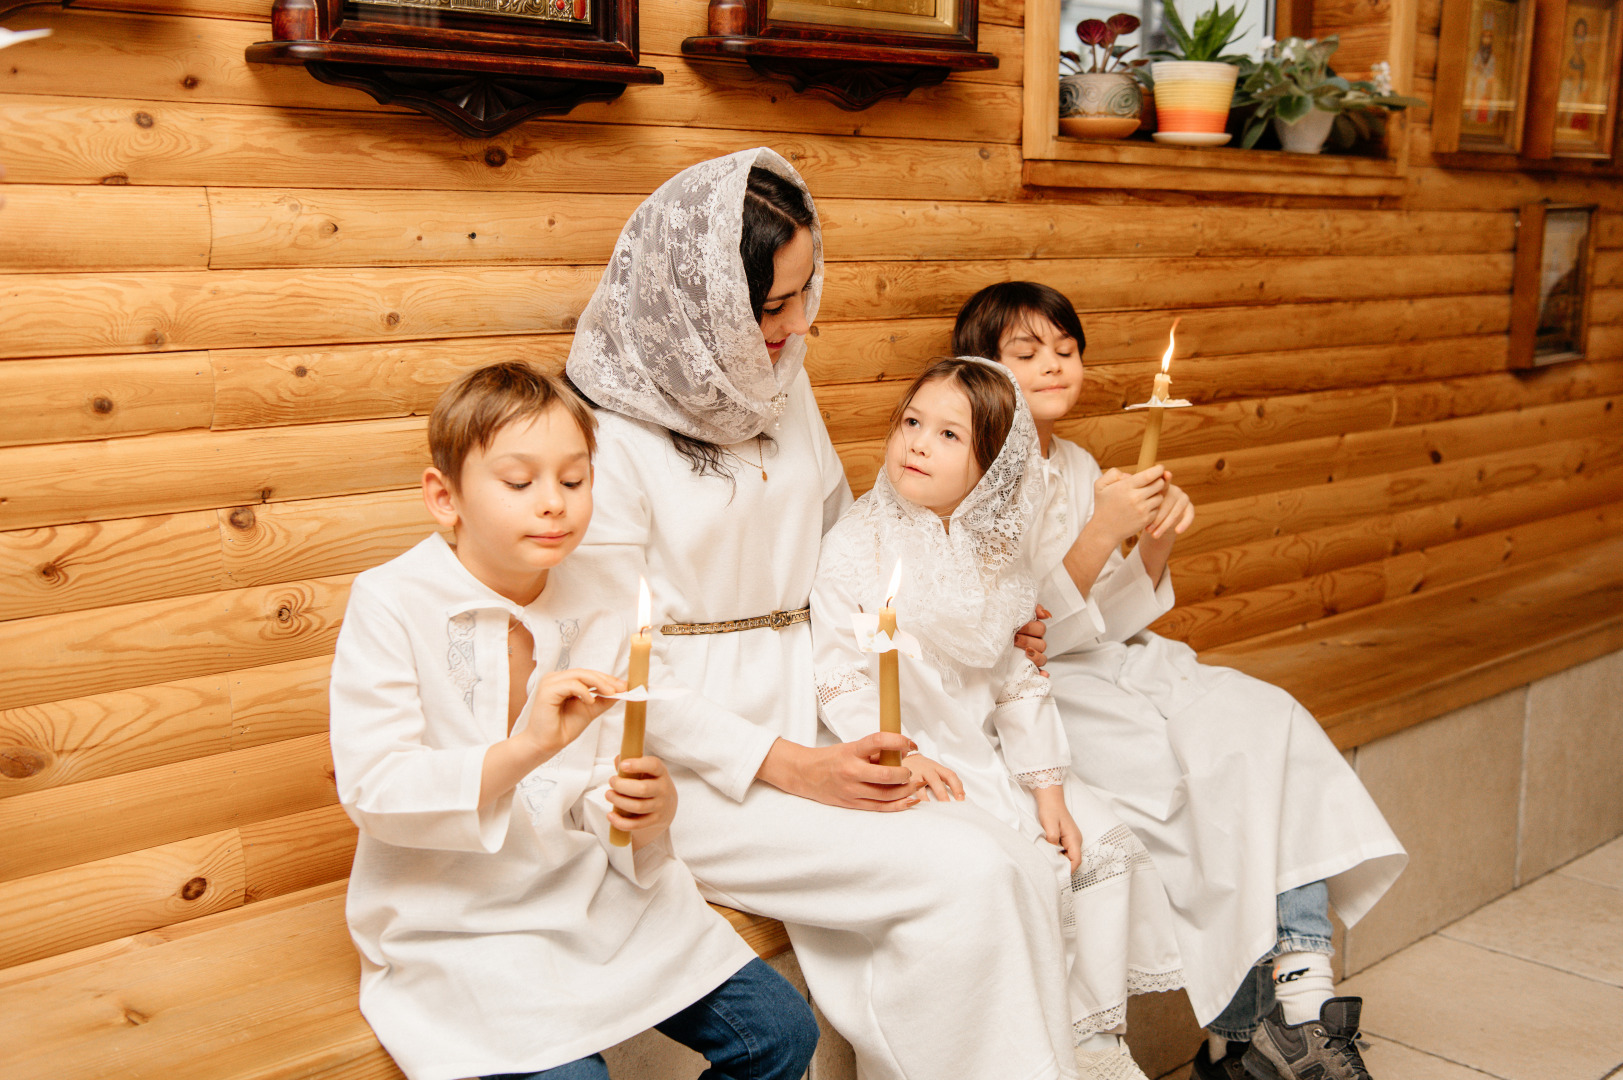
[1273, 107, 1337, 153]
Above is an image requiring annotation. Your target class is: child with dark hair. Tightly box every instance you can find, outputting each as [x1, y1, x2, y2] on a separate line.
[810, 357, 1186, 1080]
[954, 283, 1407, 1080]
[329, 362, 819, 1080]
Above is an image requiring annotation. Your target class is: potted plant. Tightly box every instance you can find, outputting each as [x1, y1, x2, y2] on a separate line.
[1235, 39, 1425, 152]
[1148, 0, 1249, 146]
[1059, 13, 1145, 139]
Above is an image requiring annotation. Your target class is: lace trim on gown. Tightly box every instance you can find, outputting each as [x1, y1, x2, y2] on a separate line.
[1016, 767, 1068, 789]
[816, 662, 873, 706]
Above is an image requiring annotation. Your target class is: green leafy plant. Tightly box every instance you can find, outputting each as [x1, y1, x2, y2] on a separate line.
[1233, 37, 1425, 148]
[1151, 0, 1249, 63]
[1060, 13, 1144, 74]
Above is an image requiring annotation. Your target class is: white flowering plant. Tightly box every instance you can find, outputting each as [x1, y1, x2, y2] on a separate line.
[1233, 36, 1423, 149]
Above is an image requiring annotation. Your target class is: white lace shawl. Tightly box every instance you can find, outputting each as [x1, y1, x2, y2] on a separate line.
[816, 358, 1051, 673]
[565, 148, 824, 445]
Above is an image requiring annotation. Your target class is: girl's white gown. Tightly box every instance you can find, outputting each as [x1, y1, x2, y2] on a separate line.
[1035, 436, 1408, 1025]
[808, 362, 1184, 1045]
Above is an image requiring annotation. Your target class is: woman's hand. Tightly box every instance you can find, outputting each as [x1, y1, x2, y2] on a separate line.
[906, 754, 965, 802]
[1091, 465, 1167, 548]
[756, 734, 924, 812]
[608, 754, 678, 850]
[1014, 605, 1050, 669]
[1032, 786, 1083, 871]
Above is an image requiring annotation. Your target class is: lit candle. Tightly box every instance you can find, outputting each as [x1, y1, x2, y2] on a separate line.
[610, 577, 653, 848]
[877, 561, 903, 768]
[1135, 318, 1181, 472]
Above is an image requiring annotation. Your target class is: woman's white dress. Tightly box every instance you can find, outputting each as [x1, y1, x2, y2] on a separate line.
[1035, 436, 1408, 1025]
[569, 370, 1084, 1080]
[810, 517, 1187, 1040]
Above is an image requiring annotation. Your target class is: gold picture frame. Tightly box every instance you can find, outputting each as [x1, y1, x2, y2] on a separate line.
[765, 0, 960, 36]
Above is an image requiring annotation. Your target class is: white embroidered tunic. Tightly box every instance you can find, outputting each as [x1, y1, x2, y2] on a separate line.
[1034, 437, 1408, 1026]
[329, 536, 756, 1080]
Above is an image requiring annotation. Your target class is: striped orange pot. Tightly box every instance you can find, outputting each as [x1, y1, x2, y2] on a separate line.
[1150, 61, 1239, 134]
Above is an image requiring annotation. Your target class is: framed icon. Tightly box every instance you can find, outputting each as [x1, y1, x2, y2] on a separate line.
[1510, 202, 1598, 365]
[1551, 0, 1622, 156]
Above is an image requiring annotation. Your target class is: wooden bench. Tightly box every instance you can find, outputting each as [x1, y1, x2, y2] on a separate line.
[3, 531, 1621, 1079]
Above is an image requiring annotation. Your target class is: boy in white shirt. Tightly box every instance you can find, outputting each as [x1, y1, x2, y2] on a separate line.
[953, 284, 1406, 1080]
[329, 362, 819, 1080]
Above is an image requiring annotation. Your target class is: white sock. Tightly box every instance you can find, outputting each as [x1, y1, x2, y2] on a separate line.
[1206, 1032, 1229, 1059]
[1272, 951, 1335, 1025]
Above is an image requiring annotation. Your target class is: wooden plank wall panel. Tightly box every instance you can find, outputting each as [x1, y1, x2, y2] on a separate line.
[1, 0, 1621, 990]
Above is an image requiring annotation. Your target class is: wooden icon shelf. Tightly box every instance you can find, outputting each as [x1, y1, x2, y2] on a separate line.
[247, 0, 662, 137]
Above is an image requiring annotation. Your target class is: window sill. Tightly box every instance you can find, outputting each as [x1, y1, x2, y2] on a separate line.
[1022, 136, 1409, 198]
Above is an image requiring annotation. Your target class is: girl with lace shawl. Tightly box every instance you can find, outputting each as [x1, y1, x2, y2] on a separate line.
[810, 358, 1186, 1080]
[565, 150, 1090, 1080]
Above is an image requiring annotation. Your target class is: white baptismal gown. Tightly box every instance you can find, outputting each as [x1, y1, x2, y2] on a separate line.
[1035, 436, 1408, 1025]
[569, 370, 1084, 1080]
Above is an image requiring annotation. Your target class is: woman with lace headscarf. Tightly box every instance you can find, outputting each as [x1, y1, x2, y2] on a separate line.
[810, 358, 1185, 1080]
[565, 149, 1084, 1080]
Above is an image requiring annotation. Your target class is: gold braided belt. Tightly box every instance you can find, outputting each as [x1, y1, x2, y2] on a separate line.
[660, 607, 810, 635]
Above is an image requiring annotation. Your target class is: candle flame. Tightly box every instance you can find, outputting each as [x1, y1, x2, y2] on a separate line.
[885, 560, 903, 607]
[1160, 318, 1180, 374]
[637, 576, 651, 634]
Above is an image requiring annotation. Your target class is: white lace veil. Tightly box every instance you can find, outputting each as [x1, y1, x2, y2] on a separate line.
[818, 358, 1050, 673]
[565, 148, 823, 445]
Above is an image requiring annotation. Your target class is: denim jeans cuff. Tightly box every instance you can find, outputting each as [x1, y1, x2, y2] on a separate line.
[1262, 934, 1334, 961]
[1206, 1020, 1262, 1041]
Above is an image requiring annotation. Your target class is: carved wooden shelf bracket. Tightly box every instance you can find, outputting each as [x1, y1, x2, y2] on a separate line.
[247, 0, 662, 137]
[681, 0, 996, 110]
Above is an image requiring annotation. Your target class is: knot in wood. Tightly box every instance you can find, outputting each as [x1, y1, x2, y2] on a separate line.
[134, 111, 155, 129]
[179, 877, 209, 901]
[978, 148, 991, 160]
[183, 76, 199, 89]
[147, 330, 167, 347]
[468, 232, 477, 239]
[322, 220, 339, 235]
[38, 560, 65, 585]
[0, 746, 50, 779]
[123, 1008, 151, 1026]
[101, 173, 129, 185]
[484, 147, 508, 167]
[1213, 458, 1225, 471]
[386, 312, 402, 327]
[276, 603, 295, 624]
[91, 396, 115, 415]
[293, 365, 309, 378]
[1429, 450, 1443, 464]
[228, 506, 257, 530]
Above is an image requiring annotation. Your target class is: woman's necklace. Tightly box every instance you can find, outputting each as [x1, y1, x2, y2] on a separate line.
[726, 439, 768, 482]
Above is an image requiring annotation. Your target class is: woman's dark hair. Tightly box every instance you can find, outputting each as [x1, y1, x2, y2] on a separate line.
[740, 166, 816, 323]
[951, 281, 1087, 362]
[889, 358, 1016, 476]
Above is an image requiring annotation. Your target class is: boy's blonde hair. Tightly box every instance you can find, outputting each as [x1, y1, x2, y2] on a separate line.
[429, 362, 597, 487]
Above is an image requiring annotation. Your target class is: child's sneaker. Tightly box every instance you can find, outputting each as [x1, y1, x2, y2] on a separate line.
[1190, 1039, 1250, 1080]
[1075, 1040, 1150, 1080]
[1242, 998, 1371, 1080]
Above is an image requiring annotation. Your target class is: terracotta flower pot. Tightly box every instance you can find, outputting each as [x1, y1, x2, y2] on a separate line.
[1058, 72, 1142, 139]
[1150, 60, 1239, 136]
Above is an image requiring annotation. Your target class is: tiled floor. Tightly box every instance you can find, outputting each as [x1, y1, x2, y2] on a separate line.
[1157, 834, 1623, 1079]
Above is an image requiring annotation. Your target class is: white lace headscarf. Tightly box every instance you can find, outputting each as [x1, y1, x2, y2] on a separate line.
[818, 357, 1050, 674]
[565, 148, 823, 445]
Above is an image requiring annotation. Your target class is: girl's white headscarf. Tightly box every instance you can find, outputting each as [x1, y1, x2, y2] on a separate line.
[566, 148, 824, 445]
[817, 358, 1053, 674]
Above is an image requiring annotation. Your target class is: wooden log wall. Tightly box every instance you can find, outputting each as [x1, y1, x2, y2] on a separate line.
[1, 0, 1621, 997]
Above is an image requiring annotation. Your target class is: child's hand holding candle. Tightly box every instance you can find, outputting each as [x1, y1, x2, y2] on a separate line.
[610, 577, 654, 847]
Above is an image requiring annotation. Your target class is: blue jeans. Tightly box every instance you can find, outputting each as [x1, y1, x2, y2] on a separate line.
[1207, 881, 1334, 1040]
[484, 958, 820, 1080]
